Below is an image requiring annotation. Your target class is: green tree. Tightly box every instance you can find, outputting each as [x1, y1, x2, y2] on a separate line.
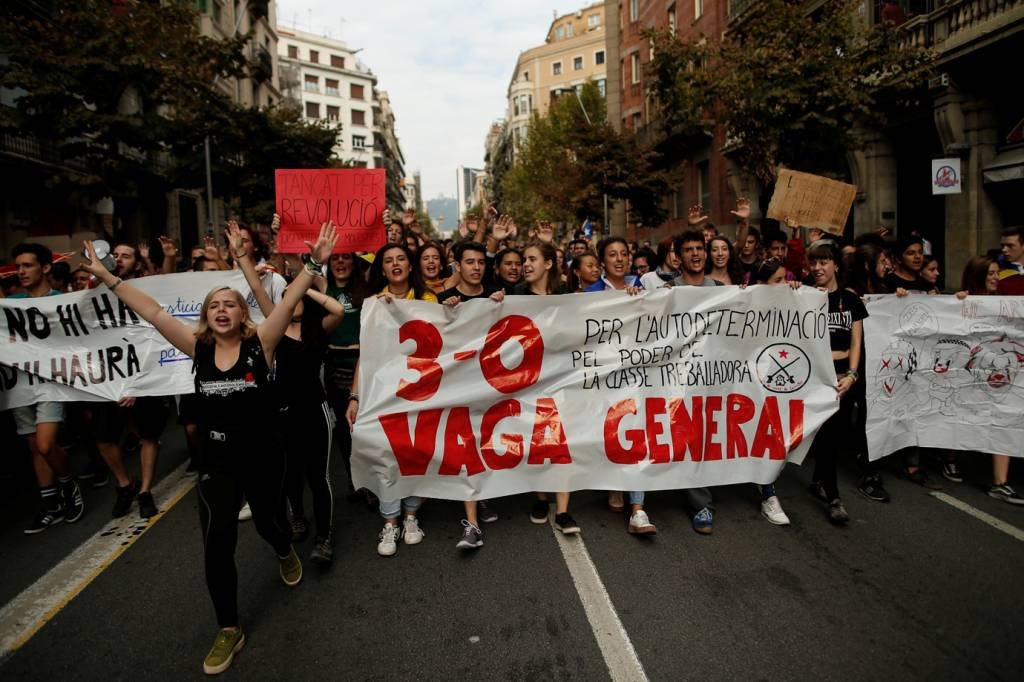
[645, 0, 934, 181]
[501, 81, 669, 228]
[0, 0, 249, 198]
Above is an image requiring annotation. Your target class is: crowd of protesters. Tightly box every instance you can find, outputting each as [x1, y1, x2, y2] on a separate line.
[2, 203, 1022, 674]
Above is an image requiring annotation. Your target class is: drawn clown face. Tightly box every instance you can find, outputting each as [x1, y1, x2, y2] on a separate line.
[877, 340, 918, 398]
[968, 338, 1024, 393]
[931, 338, 971, 375]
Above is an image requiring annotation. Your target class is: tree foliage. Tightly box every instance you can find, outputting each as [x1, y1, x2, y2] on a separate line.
[0, 0, 337, 218]
[645, 0, 934, 181]
[501, 81, 670, 228]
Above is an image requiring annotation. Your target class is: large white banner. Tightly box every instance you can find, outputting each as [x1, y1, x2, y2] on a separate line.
[351, 286, 841, 502]
[864, 295, 1024, 460]
[0, 271, 263, 410]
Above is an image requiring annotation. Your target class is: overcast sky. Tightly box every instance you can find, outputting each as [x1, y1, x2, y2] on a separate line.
[276, 0, 593, 200]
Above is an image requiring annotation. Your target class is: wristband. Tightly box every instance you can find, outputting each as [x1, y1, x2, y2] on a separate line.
[846, 369, 859, 381]
[109, 277, 124, 291]
[348, 394, 359, 403]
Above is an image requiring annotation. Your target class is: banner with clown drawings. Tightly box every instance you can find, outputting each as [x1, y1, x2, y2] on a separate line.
[864, 295, 1024, 460]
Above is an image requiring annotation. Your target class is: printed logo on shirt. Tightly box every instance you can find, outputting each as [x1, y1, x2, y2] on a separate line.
[827, 310, 853, 333]
[198, 376, 256, 397]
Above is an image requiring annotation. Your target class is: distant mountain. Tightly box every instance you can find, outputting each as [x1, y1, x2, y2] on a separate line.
[426, 195, 458, 236]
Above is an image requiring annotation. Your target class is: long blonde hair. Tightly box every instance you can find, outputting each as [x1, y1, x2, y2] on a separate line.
[194, 287, 257, 344]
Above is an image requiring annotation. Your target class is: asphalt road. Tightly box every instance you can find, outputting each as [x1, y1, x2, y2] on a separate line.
[1, 414, 1023, 681]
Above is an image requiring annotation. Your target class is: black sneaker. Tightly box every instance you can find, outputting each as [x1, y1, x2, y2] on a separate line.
[310, 537, 334, 566]
[456, 520, 483, 550]
[554, 512, 581, 535]
[988, 484, 1024, 506]
[290, 517, 309, 543]
[137, 491, 158, 519]
[941, 462, 963, 483]
[899, 468, 943, 490]
[478, 500, 498, 524]
[530, 499, 550, 524]
[111, 480, 139, 518]
[24, 507, 65, 535]
[857, 476, 891, 503]
[808, 481, 829, 504]
[91, 469, 110, 488]
[61, 480, 86, 523]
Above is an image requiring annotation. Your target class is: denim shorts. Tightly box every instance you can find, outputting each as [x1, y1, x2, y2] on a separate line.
[12, 401, 65, 435]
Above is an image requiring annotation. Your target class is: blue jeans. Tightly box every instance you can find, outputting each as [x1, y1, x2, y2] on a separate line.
[379, 496, 422, 520]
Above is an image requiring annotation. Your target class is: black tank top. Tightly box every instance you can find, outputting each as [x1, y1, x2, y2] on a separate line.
[273, 335, 327, 407]
[193, 335, 274, 437]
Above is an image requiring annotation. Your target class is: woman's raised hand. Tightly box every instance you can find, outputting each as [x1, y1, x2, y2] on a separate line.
[80, 240, 109, 278]
[225, 220, 247, 259]
[305, 221, 338, 263]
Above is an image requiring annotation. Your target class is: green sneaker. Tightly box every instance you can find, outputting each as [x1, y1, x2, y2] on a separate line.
[279, 546, 302, 587]
[202, 628, 245, 675]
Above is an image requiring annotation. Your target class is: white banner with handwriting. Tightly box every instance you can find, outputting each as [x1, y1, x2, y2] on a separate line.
[0, 271, 263, 410]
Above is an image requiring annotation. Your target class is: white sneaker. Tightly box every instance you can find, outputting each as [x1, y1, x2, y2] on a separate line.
[627, 509, 657, 535]
[237, 502, 252, 522]
[377, 522, 400, 556]
[402, 515, 424, 545]
[761, 495, 791, 526]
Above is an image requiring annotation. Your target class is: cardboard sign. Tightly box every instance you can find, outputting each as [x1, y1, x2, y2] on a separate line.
[275, 168, 386, 253]
[766, 170, 857, 236]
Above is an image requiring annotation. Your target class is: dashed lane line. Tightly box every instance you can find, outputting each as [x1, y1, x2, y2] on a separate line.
[548, 516, 648, 682]
[0, 461, 197, 659]
[931, 491, 1024, 542]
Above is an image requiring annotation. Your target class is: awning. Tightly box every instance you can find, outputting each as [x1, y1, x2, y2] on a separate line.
[983, 147, 1024, 183]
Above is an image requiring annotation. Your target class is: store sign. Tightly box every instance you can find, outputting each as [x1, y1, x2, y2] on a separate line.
[931, 158, 962, 195]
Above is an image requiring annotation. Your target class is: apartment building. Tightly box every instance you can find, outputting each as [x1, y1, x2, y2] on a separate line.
[277, 27, 378, 167]
[506, 2, 609, 156]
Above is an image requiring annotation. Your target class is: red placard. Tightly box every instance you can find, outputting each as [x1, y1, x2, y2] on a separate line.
[275, 168, 386, 253]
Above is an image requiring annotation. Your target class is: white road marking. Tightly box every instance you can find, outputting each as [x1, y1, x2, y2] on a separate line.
[931, 492, 1024, 542]
[0, 461, 197, 658]
[549, 516, 648, 682]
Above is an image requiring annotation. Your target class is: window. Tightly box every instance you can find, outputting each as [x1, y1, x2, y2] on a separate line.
[309, 50, 319, 63]
[303, 75, 318, 92]
[552, 61, 562, 76]
[694, 0, 703, 20]
[352, 135, 367, 149]
[211, 0, 221, 24]
[331, 54, 345, 68]
[325, 79, 339, 96]
[566, 23, 574, 37]
[631, 112, 642, 130]
[573, 56, 583, 71]
[524, 71, 529, 81]
[305, 101, 319, 119]
[351, 109, 365, 126]
[525, 95, 532, 114]
[673, 190, 685, 219]
[350, 84, 365, 100]
[595, 50, 605, 65]
[556, 26, 564, 40]
[630, 53, 640, 84]
[324, 105, 338, 121]
[513, 98, 520, 117]
[588, 14, 600, 28]
[697, 160, 710, 212]
[668, 4, 676, 35]
[287, 45, 298, 59]
[629, 0, 639, 22]
[597, 79, 606, 97]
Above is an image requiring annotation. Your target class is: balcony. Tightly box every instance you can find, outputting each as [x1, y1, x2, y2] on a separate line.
[898, 0, 1024, 58]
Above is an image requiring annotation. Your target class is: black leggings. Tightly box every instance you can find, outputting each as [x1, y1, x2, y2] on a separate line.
[283, 401, 335, 539]
[325, 349, 358, 489]
[197, 440, 290, 628]
[811, 387, 857, 502]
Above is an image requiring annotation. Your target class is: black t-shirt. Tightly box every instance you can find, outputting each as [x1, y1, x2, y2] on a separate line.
[437, 284, 498, 304]
[883, 271, 933, 293]
[826, 289, 868, 368]
[274, 335, 327, 408]
[511, 281, 568, 295]
[193, 335, 274, 438]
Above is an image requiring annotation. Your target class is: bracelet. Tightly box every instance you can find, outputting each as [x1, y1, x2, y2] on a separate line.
[109, 277, 124, 291]
[348, 394, 359, 403]
[846, 369, 859, 381]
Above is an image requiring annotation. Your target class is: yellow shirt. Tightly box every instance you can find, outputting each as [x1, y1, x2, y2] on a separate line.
[379, 286, 438, 303]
